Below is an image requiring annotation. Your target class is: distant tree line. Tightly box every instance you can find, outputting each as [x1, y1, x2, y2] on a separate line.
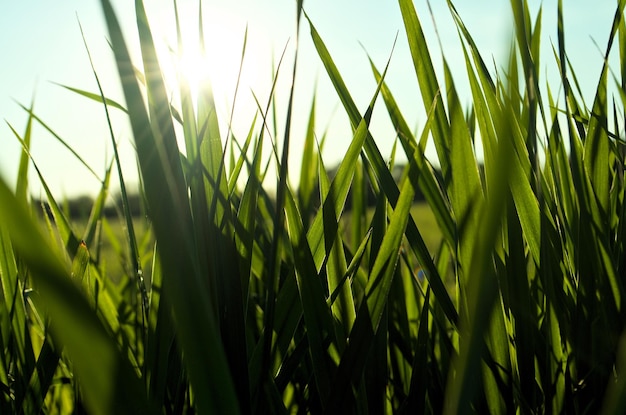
[34, 192, 145, 221]
[33, 164, 450, 220]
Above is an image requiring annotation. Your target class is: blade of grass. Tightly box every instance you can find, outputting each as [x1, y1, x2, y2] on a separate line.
[398, 0, 451, 181]
[77, 17, 150, 327]
[53, 83, 128, 113]
[443, 102, 514, 415]
[15, 96, 35, 203]
[15, 102, 101, 181]
[6, 123, 81, 256]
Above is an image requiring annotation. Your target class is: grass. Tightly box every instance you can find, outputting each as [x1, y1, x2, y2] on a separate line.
[2, 0, 626, 413]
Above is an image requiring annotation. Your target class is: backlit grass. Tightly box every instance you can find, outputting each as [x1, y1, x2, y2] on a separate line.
[1, 0, 626, 413]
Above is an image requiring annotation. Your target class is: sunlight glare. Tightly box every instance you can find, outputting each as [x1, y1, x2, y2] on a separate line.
[170, 11, 264, 117]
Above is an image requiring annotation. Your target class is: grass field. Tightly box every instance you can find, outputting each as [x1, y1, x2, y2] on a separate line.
[2, 0, 626, 413]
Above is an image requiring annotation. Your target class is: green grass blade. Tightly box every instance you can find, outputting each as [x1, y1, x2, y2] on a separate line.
[369, 57, 454, 247]
[144, 243, 178, 407]
[53, 83, 128, 113]
[405, 287, 430, 412]
[22, 340, 59, 414]
[398, 0, 450, 180]
[284, 187, 338, 409]
[15, 103, 101, 181]
[318, 150, 355, 345]
[77, 16, 151, 327]
[443, 58, 483, 286]
[508, 111, 542, 265]
[298, 93, 319, 227]
[584, 65, 610, 220]
[6, 123, 81, 256]
[443, 115, 514, 415]
[15, 97, 34, 204]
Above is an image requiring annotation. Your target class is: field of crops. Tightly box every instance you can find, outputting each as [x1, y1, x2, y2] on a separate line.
[2, 0, 626, 413]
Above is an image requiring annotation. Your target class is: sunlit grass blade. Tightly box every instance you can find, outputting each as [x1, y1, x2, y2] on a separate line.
[584, 64, 610, 222]
[303, 17, 390, 271]
[398, 0, 451, 180]
[6, 123, 81, 256]
[317, 149, 355, 345]
[444, 111, 514, 414]
[15, 103, 101, 181]
[81, 164, 112, 248]
[15, 97, 34, 204]
[443, 57, 483, 323]
[298, 93, 319, 228]
[369, 58, 454, 246]
[228, 113, 258, 194]
[233, 117, 261, 309]
[53, 83, 128, 113]
[510, 0, 542, 176]
[77, 17, 148, 326]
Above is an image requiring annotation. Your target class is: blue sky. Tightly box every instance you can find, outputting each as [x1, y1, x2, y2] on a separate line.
[0, 1, 620, 198]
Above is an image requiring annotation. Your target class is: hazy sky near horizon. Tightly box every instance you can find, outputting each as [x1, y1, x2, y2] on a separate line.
[0, 1, 620, 198]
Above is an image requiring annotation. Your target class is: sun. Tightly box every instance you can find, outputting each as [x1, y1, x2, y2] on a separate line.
[165, 10, 264, 116]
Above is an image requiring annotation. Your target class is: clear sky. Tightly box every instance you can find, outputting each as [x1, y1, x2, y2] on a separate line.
[0, 0, 620, 198]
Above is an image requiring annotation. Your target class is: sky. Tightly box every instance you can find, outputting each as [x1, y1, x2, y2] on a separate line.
[0, 0, 620, 199]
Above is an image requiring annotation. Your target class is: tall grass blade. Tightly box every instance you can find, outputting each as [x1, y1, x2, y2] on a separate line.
[53, 83, 128, 113]
[6, 124, 81, 256]
[15, 97, 34, 203]
[77, 19, 148, 324]
[398, 0, 451, 181]
[444, 112, 514, 414]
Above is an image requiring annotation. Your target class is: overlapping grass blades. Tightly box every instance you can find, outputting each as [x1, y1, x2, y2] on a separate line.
[100, 0, 240, 413]
[3, 0, 626, 412]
